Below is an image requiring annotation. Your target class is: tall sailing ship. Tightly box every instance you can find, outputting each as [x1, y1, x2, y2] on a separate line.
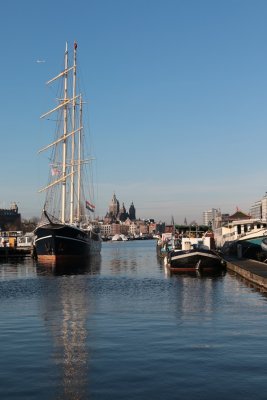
[34, 41, 101, 264]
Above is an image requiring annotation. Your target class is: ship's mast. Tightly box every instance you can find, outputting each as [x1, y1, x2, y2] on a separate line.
[38, 42, 86, 224]
[61, 42, 69, 223]
[77, 94, 82, 220]
[70, 42, 77, 224]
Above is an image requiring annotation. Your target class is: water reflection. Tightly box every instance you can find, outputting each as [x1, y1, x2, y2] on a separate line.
[227, 269, 267, 296]
[156, 252, 166, 273]
[108, 244, 138, 274]
[39, 265, 98, 398]
[2, 241, 267, 399]
[36, 254, 102, 276]
[169, 273, 226, 316]
[103, 241, 162, 275]
[0, 258, 37, 279]
[36, 256, 101, 397]
[164, 263, 227, 279]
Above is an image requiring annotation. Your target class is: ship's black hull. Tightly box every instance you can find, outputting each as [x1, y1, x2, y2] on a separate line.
[166, 249, 226, 273]
[34, 223, 101, 263]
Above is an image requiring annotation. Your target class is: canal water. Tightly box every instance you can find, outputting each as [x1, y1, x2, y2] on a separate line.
[1, 240, 267, 399]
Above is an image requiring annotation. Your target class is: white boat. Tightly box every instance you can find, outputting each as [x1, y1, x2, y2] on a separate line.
[111, 234, 128, 241]
[34, 42, 101, 265]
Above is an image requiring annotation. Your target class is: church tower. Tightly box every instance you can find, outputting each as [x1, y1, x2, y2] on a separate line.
[109, 193, 120, 219]
[129, 202, 136, 220]
[118, 202, 128, 222]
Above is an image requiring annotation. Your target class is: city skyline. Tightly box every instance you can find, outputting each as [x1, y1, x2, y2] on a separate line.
[1, 1, 267, 224]
[2, 190, 265, 228]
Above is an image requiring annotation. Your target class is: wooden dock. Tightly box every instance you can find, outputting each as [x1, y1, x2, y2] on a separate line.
[226, 256, 267, 291]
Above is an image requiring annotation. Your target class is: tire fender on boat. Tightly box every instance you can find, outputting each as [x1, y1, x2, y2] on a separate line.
[195, 260, 202, 271]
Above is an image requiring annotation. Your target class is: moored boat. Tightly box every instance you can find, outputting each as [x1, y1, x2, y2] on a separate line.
[224, 231, 267, 261]
[164, 237, 226, 273]
[214, 214, 267, 255]
[34, 42, 101, 265]
[260, 238, 267, 254]
[111, 234, 128, 241]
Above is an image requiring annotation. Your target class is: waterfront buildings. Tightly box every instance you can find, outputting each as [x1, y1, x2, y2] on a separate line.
[97, 194, 168, 237]
[0, 203, 21, 231]
[99, 219, 165, 238]
[208, 192, 267, 229]
[203, 208, 218, 227]
[211, 194, 267, 248]
[250, 193, 267, 220]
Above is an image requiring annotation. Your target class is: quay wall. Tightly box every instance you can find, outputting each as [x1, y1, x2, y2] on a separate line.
[226, 258, 267, 291]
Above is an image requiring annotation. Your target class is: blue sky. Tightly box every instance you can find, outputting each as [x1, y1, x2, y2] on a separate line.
[1, 0, 267, 224]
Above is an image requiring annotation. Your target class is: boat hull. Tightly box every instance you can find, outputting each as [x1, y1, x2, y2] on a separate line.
[34, 223, 101, 264]
[261, 238, 267, 252]
[228, 240, 263, 260]
[240, 236, 267, 246]
[166, 249, 226, 272]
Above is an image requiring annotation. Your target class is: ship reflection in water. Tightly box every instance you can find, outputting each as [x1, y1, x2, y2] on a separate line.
[36, 255, 101, 399]
[36, 254, 101, 276]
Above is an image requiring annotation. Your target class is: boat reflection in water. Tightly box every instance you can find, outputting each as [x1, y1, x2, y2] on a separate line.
[35, 255, 101, 398]
[36, 254, 101, 276]
[164, 263, 227, 278]
[169, 273, 225, 318]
